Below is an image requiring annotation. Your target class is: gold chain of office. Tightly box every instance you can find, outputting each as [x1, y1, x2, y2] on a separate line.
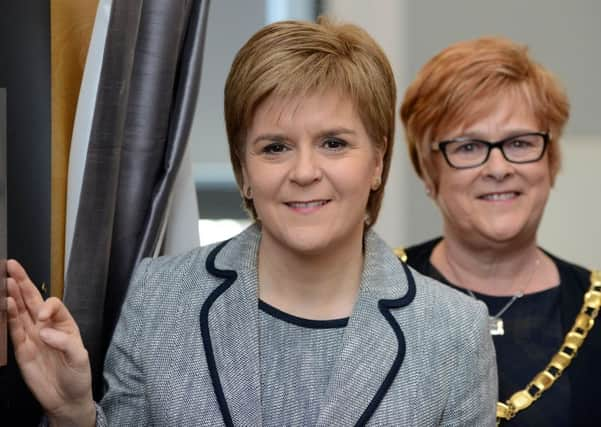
[392, 247, 601, 425]
[496, 269, 601, 424]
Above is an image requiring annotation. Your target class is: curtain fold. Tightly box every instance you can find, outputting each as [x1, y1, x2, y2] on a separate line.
[63, 0, 143, 399]
[64, 0, 113, 281]
[51, 0, 99, 299]
[63, 0, 210, 399]
[161, 143, 200, 257]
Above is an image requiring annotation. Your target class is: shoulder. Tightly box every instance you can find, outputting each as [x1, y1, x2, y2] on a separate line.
[131, 224, 261, 299]
[404, 237, 442, 259]
[113, 243, 225, 336]
[137, 244, 214, 280]
[543, 249, 593, 292]
[395, 266, 495, 417]
[395, 237, 442, 274]
[131, 243, 218, 297]
[410, 265, 488, 328]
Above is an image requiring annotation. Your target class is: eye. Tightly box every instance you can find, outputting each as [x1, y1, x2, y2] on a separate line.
[322, 137, 348, 151]
[261, 142, 289, 155]
[507, 138, 534, 149]
[451, 141, 484, 154]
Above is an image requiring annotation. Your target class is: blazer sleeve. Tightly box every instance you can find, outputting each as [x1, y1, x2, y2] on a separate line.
[440, 303, 498, 427]
[95, 258, 155, 427]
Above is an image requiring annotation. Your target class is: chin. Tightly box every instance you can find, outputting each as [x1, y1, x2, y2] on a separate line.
[287, 238, 334, 256]
[479, 224, 533, 246]
[275, 226, 332, 252]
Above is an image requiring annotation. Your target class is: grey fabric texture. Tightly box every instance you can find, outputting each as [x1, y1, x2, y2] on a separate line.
[96, 224, 498, 426]
[63, 0, 210, 400]
[63, 0, 144, 399]
[258, 306, 345, 426]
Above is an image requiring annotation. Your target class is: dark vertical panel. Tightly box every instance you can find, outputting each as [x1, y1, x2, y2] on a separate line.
[0, 90, 6, 368]
[0, 0, 51, 424]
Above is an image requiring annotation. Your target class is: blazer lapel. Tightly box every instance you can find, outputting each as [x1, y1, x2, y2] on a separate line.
[316, 231, 416, 427]
[200, 225, 263, 426]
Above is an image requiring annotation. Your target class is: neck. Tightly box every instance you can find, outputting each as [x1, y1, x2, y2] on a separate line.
[257, 232, 364, 320]
[432, 233, 556, 296]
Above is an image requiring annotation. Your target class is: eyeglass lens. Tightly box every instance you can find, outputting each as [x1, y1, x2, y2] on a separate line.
[443, 134, 546, 168]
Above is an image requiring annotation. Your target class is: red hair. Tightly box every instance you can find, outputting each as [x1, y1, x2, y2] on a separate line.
[401, 36, 569, 187]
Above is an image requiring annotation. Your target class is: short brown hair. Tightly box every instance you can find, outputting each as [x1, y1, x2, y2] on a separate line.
[224, 17, 396, 226]
[400, 36, 569, 187]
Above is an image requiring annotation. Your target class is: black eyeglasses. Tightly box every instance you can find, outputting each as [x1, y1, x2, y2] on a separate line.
[431, 132, 550, 169]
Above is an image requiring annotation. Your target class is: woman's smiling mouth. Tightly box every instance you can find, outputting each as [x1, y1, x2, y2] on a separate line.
[478, 191, 521, 201]
[285, 199, 331, 212]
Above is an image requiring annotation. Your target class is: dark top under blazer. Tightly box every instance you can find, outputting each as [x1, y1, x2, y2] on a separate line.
[96, 226, 498, 426]
[405, 237, 601, 427]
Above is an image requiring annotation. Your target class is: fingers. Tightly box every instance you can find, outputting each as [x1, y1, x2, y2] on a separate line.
[39, 297, 80, 334]
[6, 260, 88, 368]
[38, 298, 85, 360]
[39, 328, 89, 367]
[7, 259, 44, 315]
[6, 277, 35, 331]
[8, 293, 87, 367]
[7, 266, 80, 346]
[6, 294, 27, 346]
[7, 259, 35, 286]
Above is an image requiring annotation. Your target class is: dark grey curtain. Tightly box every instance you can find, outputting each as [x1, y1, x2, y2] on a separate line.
[63, 0, 210, 399]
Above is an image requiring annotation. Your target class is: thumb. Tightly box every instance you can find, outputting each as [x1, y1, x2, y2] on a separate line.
[39, 328, 90, 368]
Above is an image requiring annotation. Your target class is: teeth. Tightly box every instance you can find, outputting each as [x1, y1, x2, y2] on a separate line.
[288, 200, 328, 208]
[482, 192, 516, 201]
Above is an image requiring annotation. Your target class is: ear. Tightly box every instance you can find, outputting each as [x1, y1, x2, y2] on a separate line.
[418, 153, 438, 198]
[241, 164, 252, 199]
[422, 175, 437, 199]
[423, 172, 435, 198]
[370, 138, 386, 191]
[373, 137, 387, 180]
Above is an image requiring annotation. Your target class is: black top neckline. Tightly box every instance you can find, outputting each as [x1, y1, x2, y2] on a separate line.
[258, 299, 349, 329]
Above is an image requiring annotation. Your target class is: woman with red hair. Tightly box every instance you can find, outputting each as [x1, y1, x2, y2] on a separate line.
[399, 36, 601, 426]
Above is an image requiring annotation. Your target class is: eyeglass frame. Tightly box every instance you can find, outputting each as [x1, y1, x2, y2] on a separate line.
[430, 131, 551, 169]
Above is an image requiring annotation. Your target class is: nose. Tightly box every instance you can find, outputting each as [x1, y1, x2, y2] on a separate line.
[482, 146, 514, 181]
[289, 146, 322, 185]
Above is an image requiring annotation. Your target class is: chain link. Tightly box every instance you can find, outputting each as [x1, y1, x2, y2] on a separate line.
[496, 270, 601, 424]
[393, 247, 600, 425]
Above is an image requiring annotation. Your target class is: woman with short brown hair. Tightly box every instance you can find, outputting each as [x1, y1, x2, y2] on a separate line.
[7, 19, 497, 426]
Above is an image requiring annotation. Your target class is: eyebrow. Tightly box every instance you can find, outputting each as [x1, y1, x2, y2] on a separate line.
[316, 127, 357, 139]
[454, 128, 538, 140]
[250, 133, 287, 146]
[250, 127, 357, 146]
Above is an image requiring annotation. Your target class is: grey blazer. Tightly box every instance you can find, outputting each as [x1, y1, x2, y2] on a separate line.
[97, 225, 497, 426]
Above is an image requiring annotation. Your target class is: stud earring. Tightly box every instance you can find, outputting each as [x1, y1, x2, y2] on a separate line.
[371, 176, 381, 191]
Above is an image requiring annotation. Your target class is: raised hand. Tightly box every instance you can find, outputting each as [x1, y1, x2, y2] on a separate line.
[6, 259, 96, 427]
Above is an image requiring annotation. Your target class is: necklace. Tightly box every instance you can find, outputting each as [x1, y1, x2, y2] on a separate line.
[393, 245, 600, 425]
[496, 270, 601, 424]
[445, 247, 540, 336]
[465, 289, 522, 335]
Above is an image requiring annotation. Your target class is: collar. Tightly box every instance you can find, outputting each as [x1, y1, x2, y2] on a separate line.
[200, 224, 416, 426]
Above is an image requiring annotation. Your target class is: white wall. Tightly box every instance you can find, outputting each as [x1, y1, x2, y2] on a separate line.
[539, 136, 601, 268]
[324, 0, 413, 249]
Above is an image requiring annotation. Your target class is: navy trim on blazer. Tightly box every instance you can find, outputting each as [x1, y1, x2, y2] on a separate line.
[355, 261, 417, 426]
[201, 239, 417, 427]
[200, 240, 236, 427]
